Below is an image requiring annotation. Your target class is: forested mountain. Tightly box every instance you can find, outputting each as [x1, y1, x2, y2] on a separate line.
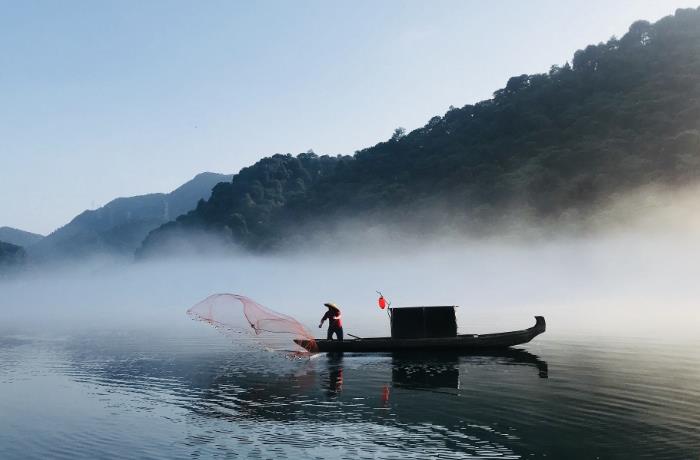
[138, 153, 345, 254]
[0, 241, 25, 267]
[0, 227, 44, 247]
[28, 172, 232, 261]
[140, 8, 700, 255]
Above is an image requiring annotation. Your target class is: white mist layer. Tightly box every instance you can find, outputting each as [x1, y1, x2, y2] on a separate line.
[2, 225, 700, 342]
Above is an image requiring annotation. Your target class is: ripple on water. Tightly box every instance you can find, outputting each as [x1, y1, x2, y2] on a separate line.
[1, 332, 700, 459]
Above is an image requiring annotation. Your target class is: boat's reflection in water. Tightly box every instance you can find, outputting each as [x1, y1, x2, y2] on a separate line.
[388, 348, 548, 390]
[323, 348, 548, 400]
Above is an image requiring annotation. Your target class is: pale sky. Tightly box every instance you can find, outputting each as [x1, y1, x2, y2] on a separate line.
[1, 0, 697, 235]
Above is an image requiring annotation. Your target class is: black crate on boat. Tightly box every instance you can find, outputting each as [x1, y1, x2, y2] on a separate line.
[390, 306, 457, 339]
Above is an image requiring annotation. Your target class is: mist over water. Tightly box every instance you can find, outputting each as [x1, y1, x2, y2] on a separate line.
[3, 213, 700, 340]
[3, 190, 700, 459]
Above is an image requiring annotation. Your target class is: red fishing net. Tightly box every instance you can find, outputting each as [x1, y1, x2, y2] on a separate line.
[187, 294, 318, 355]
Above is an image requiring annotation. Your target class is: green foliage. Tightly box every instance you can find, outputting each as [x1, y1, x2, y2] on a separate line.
[139, 153, 346, 253]
[140, 7, 700, 254]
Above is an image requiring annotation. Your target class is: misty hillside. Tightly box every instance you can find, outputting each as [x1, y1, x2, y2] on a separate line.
[29, 172, 232, 261]
[138, 153, 346, 255]
[0, 227, 44, 247]
[140, 8, 700, 255]
[0, 241, 25, 267]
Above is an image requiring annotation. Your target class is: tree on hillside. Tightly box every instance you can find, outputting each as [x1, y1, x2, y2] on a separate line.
[139, 7, 700, 255]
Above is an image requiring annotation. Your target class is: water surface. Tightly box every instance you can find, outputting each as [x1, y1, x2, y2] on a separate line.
[1, 329, 698, 459]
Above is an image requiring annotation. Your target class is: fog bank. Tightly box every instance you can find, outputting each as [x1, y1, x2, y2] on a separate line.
[2, 236, 699, 341]
[3, 186, 700, 342]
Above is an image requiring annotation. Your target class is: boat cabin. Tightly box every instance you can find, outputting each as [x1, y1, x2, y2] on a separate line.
[389, 306, 457, 339]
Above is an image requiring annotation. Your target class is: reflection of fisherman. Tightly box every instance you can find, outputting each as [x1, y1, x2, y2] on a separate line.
[319, 302, 343, 341]
[327, 353, 344, 395]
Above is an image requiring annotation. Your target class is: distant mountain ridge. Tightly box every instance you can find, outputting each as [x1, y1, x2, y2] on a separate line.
[139, 8, 700, 254]
[28, 172, 232, 261]
[0, 227, 44, 247]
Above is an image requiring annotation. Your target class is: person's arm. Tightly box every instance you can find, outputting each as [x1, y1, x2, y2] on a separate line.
[319, 312, 328, 328]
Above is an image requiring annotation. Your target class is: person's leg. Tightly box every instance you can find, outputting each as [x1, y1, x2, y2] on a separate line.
[329, 326, 342, 341]
[327, 327, 333, 340]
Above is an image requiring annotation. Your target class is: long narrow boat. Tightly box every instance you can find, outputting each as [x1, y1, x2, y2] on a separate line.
[295, 316, 546, 353]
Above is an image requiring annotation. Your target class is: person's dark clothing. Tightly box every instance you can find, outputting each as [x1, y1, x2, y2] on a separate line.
[327, 324, 343, 341]
[321, 310, 342, 328]
[321, 310, 343, 341]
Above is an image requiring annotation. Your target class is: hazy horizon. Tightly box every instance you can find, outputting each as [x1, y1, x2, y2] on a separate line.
[2, 1, 699, 235]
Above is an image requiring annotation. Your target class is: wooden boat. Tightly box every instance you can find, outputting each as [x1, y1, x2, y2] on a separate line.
[295, 316, 546, 353]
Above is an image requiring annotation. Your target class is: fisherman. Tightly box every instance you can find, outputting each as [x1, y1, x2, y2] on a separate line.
[319, 302, 343, 341]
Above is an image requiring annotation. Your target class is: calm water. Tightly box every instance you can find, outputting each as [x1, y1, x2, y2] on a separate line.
[0, 329, 699, 459]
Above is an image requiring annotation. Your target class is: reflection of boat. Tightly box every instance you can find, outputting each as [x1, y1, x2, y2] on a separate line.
[391, 348, 549, 389]
[296, 316, 546, 353]
[455, 348, 549, 379]
[392, 353, 460, 389]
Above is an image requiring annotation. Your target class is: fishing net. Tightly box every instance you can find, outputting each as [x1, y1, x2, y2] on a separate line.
[187, 294, 318, 355]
